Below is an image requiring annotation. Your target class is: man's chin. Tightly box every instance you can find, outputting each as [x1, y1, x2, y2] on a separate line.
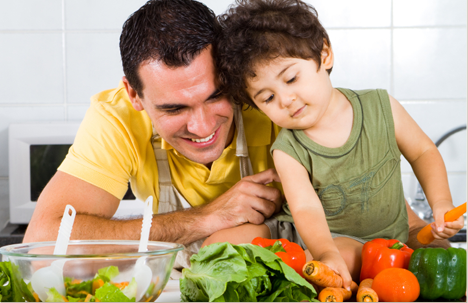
[182, 148, 224, 167]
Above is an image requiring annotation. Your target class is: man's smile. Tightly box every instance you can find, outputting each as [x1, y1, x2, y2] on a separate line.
[190, 132, 215, 143]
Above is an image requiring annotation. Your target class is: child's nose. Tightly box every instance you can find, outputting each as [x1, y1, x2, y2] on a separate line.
[280, 94, 296, 108]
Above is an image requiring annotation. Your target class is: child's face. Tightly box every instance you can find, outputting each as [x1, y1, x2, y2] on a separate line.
[246, 56, 334, 130]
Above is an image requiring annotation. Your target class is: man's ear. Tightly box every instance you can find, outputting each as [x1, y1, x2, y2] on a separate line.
[122, 76, 144, 111]
[321, 39, 334, 70]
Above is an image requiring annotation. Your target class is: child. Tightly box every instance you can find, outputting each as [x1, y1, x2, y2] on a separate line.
[203, 0, 464, 289]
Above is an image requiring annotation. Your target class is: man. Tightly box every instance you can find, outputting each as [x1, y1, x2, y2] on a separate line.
[23, 0, 450, 259]
[23, 0, 283, 267]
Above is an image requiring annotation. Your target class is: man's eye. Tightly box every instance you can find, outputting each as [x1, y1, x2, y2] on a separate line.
[264, 94, 274, 104]
[165, 107, 183, 114]
[287, 76, 296, 84]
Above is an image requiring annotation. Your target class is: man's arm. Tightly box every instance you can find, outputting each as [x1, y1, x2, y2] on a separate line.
[23, 169, 282, 244]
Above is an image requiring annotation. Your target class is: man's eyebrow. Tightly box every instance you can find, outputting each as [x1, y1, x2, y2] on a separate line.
[253, 63, 296, 99]
[154, 89, 220, 110]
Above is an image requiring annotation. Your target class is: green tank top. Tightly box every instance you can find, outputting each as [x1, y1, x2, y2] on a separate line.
[271, 88, 409, 242]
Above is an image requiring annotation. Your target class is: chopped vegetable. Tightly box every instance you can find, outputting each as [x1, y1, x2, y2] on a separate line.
[302, 261, 342, 288]
[356, 279, 378, 302]
[45, 288, 67, 302]
[371, 268, 419, 302]
[417, 202, 467, 245]
[180, 242, 317, 302]
[0, 261, 35, 302]
[251, 237, 306, 276]
[95, 283, 133, 302]
[360, 238, 413, 281]
[0, 262, 137, 302]
[408, 247, 466, 300]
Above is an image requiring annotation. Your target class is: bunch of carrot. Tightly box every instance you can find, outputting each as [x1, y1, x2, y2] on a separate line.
[302, 261, 379, 302]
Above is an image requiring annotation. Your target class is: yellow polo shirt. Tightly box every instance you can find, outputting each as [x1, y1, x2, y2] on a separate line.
[59, 81, 281, 212]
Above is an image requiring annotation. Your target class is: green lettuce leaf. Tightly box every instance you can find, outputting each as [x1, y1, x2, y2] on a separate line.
[0, 261, 35, 302]
[121, 277, 137, 300]
[94, 266, 120, 283]
[180, 242, 317, 302]
[46, 287, 66, 302]
[94, 282, 134, 302]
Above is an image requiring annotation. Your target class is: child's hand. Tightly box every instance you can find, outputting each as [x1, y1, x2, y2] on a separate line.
[431, 202, 465, 240]
[318, 251, 353, 291]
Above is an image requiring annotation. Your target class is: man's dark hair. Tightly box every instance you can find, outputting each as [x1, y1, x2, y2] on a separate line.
[217, 0, 331, 109]
[120, 0, 220, 97]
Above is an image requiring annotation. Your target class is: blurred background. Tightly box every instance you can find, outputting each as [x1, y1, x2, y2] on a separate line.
[0, 0, 466, 229]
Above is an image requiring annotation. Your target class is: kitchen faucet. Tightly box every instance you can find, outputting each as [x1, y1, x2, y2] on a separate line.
[409, 125, 467, 223]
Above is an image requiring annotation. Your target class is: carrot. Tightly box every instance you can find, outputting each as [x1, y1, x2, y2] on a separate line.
[303, 261, 343, 288]
[84, 293, 94, 302]
[112, 281, 130, 290]
[32, 292, 40, 302]
[318, 287, 352, 302]
[417, 202, 467, 245]
[92, 278, 105, 294]
[357, 279, 379, 302]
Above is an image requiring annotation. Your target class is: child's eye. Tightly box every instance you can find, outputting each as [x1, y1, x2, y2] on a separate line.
[264, 94, 274, 104]
[287, 76, 296, 84]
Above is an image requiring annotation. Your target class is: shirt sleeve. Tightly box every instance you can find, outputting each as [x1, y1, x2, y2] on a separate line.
[58, 101, 137, 199]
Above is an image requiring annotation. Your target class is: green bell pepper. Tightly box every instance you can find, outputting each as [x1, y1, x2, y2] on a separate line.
[408, 247, 466, 301]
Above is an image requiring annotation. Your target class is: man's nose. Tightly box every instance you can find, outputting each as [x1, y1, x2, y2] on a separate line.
[186, 106, 216, 137]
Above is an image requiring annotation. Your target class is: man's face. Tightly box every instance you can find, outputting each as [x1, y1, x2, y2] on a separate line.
[124, 46, 234, 167]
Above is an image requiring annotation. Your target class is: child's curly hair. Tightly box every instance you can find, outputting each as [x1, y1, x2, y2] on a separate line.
[216, 0, 331, 109]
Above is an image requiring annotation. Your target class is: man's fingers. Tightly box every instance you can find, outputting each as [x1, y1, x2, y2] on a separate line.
[239, 178, 282, 212]
[248, 195, 279, 219]
[244, 168, 281, 184]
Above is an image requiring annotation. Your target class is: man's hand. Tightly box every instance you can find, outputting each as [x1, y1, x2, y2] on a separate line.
[24, 169, 282, 246]
[201, 168, 283, 234]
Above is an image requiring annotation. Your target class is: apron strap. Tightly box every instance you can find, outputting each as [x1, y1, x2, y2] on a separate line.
[234, 105, 254, 178]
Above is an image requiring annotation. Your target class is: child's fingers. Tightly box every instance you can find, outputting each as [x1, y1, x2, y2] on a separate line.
[445, 217, 465, 230]
[336, 264, 353, 291]
[431, 224, 461, 239]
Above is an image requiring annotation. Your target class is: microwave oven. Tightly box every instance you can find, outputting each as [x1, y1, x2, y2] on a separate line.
[8, 122, 144, 224]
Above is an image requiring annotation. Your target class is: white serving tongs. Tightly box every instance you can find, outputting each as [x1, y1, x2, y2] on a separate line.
[31, 205, 76, 302]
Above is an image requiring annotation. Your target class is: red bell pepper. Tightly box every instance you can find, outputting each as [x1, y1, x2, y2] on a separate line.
[251, 237, 306, 276]
[360, 238, 414, 281]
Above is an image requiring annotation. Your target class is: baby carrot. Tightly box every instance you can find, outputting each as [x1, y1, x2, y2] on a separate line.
[417, 202, 466, 245]
[318, 287, 351, 302]
[303, 261, 342, 288]
[357, 279, 379, 302]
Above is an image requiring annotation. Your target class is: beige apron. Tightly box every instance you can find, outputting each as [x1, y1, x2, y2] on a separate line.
[151, 106, 253, 276]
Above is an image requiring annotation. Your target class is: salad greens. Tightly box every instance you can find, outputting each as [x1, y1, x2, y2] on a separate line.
[180, 242, 318, 302]
[0, 261, 35, 302]
[0, 261, 146, 302]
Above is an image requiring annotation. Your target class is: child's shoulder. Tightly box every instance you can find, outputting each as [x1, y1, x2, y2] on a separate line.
[336, 88, 390, 103]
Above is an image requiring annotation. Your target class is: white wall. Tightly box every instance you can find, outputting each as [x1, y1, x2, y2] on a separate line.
[0, 0, 466, 217]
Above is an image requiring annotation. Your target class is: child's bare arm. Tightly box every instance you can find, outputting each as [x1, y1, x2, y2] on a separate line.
[389, 94, 464, 239]
[272, 149, 353, 290]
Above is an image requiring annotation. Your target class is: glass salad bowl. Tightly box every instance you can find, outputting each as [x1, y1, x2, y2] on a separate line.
[0, 240, 184, 302]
